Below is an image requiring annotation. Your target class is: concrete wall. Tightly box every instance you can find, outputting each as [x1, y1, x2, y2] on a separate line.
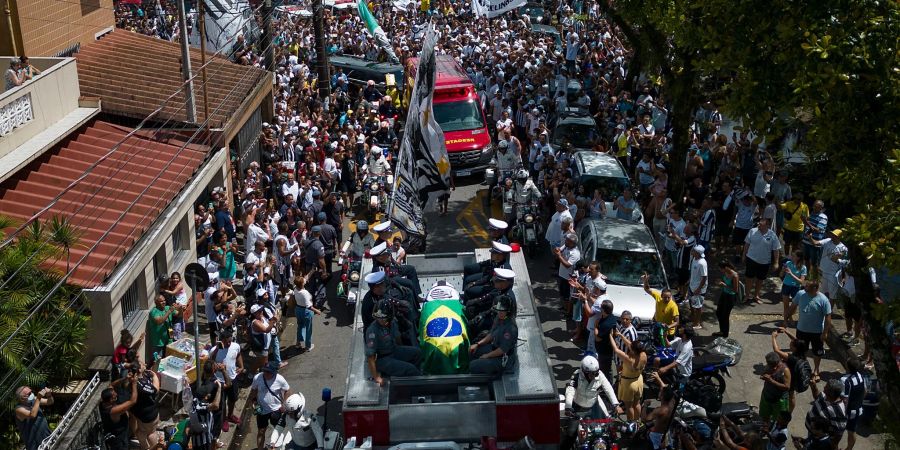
[0, 57, 79, 156]
[1, 0, 115, 57]
[84, 147, 230, 359]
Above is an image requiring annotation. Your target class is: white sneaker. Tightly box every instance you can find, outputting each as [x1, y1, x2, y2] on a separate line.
[307, 344, 315, 352]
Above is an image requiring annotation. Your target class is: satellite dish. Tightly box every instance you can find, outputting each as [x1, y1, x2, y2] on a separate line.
[184, 263, 210, 292]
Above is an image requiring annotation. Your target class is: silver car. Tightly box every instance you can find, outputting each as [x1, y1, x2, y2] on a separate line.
[575, 218, 668, 322]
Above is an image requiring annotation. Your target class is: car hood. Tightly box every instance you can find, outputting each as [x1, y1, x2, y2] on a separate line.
[603, 284, 657, 321]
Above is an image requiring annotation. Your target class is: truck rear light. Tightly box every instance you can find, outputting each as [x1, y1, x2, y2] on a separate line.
[344, 409, 389, 445]
[496, 403, 559, 444]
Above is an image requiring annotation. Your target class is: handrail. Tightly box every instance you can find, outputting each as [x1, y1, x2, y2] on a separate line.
[37, 372, 102, 450]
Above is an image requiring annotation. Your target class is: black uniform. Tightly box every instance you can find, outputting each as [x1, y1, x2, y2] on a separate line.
[470, 315, 518, 377]
[463, 258, 512, 298]
[373, 257, 422, 297]
[361, 289, 417, 346]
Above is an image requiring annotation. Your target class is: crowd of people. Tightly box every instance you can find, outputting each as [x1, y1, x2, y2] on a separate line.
[26, 0, 870, 449]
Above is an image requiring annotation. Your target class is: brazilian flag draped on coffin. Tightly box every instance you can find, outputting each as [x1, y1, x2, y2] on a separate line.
[419, 300, 470, 374]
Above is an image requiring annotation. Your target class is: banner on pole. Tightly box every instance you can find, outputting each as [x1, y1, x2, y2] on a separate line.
[471, 0, 525, 18]
[357, 0, 400, 63]
[389, 23, 450, 237]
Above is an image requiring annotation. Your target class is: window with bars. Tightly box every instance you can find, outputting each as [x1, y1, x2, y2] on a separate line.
[120, 279, 140, 323]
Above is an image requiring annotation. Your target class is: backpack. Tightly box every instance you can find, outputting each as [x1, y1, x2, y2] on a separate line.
[735, 280, 746, 304]
[793, 358, 813, 393]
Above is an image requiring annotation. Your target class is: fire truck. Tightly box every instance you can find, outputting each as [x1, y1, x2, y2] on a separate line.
[343, 249, 559, 447]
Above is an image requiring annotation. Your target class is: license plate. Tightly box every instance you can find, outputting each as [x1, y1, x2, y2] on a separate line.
[526, 229, 535, 240]
[457, 170, 471, 177]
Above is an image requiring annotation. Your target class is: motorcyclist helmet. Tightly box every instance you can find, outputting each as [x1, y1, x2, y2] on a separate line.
[285, 393, 306, 414]
[357, 220, 369, 231]
[371, 145, 383, 156]
[580, 355, 600, 381]
[372, 299, 395, 321]
[517, 169, 528, 181]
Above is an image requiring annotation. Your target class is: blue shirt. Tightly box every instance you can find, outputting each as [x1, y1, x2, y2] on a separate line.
[615, 196, 636, 220]
[782, 261, 807, 287]
[792, 290, 832, 334]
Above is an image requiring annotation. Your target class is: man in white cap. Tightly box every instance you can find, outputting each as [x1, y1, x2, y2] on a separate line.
[546, 198, 574, 250]
[464, 241, 513, 285]
[688, 245, 708, 329]
[465, 268, 516, 330]
[488, 218, 510, 245]
[371, 241, 422, 297]
[554, 232, 582, 316]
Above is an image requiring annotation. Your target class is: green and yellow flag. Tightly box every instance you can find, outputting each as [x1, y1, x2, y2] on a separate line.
[419, 300, 470, 375]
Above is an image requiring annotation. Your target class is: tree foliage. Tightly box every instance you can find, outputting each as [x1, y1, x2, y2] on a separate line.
[0, 215, 88, 398]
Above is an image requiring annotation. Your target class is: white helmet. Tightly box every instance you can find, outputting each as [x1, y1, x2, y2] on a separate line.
[371, 145, 383, 156]
[581, 355, 600, 379]
[517, 169, 529, 181]
[285, 393, 306, 413]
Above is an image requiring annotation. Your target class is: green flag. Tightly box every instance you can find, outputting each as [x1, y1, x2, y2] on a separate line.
[357, 0, 400, 63]
[419, 300, 470, 375]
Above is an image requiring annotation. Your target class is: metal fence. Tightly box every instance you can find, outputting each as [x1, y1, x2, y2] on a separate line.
[120, 278, 141, 323]
[37, 373, 101, 450]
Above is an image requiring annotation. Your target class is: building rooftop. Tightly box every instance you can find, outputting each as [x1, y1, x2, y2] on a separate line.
[0, 120, 207, 287]
[75, 30, 266, 128]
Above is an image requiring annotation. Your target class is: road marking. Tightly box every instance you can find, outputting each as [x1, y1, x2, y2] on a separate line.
[456, 190, 490, 245]
[484, 189, 504, 219]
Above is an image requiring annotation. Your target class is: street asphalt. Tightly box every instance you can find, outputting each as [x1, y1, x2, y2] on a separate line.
[232, 175, 884, 449]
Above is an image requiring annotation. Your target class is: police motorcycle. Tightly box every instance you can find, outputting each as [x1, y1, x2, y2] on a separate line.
[337, 240, 361, 307]
[508, 170, 543, 257]
[359, 146, 393, 220]
[266, 393, 325, 450]
[483, 141, 520, 207]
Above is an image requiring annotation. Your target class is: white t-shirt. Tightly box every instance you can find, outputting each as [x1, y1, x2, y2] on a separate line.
[212, 342, 241, 381]
[744, 227, 782, 264]
[819, 239, 848, 276]
[204, 286, 218, 320]
[689, 257, 708, 294]
[246, 223, 269, 254]
[636, 159, 655, 185]
[246, 250, 268, 266]
[252, 373, 290, 414]
[294, 289, 313, 308]
[671, 337, 693, 377]
[665, 217, 686, 251]
[558, 246, 581, 280]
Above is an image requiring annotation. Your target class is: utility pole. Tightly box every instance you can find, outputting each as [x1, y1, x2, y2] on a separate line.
[4, 0, 16, 56]
[176, 0, 197, 123]
[261, 0, 274, 72]
[312, 0, 331, 99]
[197, 0, 211, 126]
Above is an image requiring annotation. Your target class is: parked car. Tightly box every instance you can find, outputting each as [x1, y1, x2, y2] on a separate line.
[550, 108, 599, 152]
[575, 217, 668, 322]
[530, 24, 562, 53]
[571, 151, 643, 222]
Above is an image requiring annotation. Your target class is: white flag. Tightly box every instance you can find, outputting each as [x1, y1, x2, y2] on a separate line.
[471, 0, 525, 18]
[389, 23, 450, 237]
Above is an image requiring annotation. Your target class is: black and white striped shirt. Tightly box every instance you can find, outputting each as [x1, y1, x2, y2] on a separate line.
[842, 372, 866, 419]
[806, 393, 847, 436]
[699, 209, 716, 242]
[614, 324, 638, 366]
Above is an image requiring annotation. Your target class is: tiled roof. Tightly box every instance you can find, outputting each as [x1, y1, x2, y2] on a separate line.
[76, 30, 266, 128]
[0, 120, 208, 287]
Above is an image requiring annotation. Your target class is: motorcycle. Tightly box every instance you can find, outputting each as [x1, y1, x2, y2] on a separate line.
[337, 241, 361, 307]
[360, 172, 391, 220]
[512, 202, 542, 257]
[642, 326, 742, 399]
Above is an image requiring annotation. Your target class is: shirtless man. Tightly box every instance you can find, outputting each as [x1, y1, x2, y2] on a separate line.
[641, 386, 677, 450]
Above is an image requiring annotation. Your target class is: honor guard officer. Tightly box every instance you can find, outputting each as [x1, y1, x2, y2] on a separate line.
[469, 295, 518, 378]
[371, 241, 423, 297]
[372, 221, 394, 247]
[463, 242, 513, 298]
[366, 300, 422, 386]
[465, 268, 516, 326]
[489, 218, 510, 245]
[361, 271, 417, 345]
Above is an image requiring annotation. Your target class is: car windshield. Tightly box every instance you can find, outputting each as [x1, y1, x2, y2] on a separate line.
[552, 123, 596, 148]
[433, 100, 486, 132]
[593, 249, 666, 287]
[581, 175, 630, 200]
